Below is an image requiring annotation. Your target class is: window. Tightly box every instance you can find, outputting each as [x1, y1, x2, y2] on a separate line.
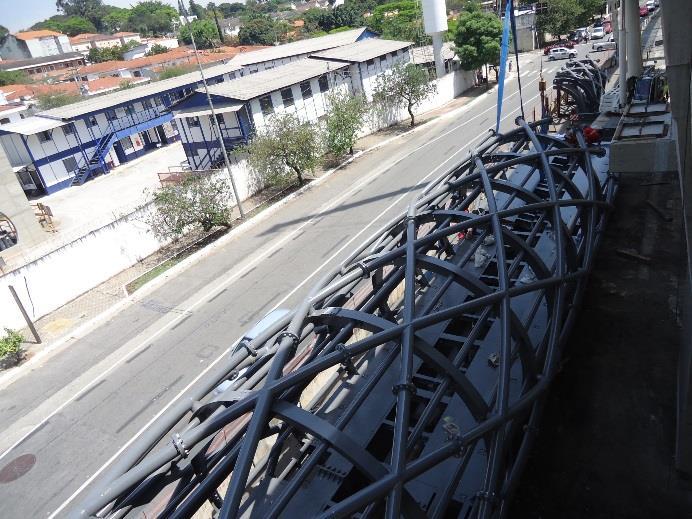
[380, 56, 387, 64]
[142, 99, 152, 109]
[88, 116, 98, 127]
[81, 76, 88, 81]
[0, 118, 9, 124]
[188, 116, 201, 127]
[280, 87, 294, 108]
[154, 96, 163, 106]
[318, 75, 329, 93]
[62, 156, 77, 173]
[300, 80, 312, 99]
[125, 105, 135, 116]
[63, 124, 75, 135]
[366, 58, 375, 66]
[105, 109, 117, 121]
[229, 71, 236, 80]
[259, 95, 274, 116]
[38, 130, 52, 142]
[215, 113, 225, 125]
[133, 70, 142, 77]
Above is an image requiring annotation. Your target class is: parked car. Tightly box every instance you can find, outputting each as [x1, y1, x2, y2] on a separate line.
[591, 26, 605, 39]
[603, 20, 612, 33]
[543, 41, 575, 55]
[646, 0, 655, 11]
[640, 6, 649, 16]
[592, 36, 616, 51]
[569, 28, 590, 43]
[548, 47, 577, 61]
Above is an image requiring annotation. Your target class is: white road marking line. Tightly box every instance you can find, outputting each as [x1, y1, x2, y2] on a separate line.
[49, 94, 540, 518]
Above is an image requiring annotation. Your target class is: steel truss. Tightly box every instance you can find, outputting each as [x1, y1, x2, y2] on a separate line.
[553, 59, 607, 118]
[77, 119, 617, 519]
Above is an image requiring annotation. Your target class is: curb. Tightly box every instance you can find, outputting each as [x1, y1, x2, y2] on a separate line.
[0, 78, 505, 389]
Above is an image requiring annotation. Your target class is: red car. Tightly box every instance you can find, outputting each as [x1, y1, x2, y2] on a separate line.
[543, 41, 575, 55]
[640, 6, 649, 16]
[603, 20, 612, 33]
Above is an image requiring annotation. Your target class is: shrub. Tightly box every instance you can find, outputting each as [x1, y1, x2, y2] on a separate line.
[0, 328, 24, 366]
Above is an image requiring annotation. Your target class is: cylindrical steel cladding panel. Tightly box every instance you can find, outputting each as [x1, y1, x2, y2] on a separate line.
[422, 0, 448, 34]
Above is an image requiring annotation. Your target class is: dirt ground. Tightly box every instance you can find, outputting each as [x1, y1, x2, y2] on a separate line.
[511, 170, 692, 518]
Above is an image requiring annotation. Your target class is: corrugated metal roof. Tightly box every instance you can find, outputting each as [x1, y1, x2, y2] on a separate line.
[233, 27, 369, 66]
[410, 43, 457, 65]
[174, 103, 243, 118]
[38, 60, 242, 120]
[0, 116, 66, 135]
[0, 52, 84, 71]
[310, 38, 412, 63]
[201, 58, 347, 101]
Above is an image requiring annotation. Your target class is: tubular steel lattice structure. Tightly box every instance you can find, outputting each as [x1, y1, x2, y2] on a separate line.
[553, 59, 607, 118]
[77, 120, 616, 519]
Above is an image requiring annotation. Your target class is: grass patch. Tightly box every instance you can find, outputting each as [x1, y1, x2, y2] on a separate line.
[125, 256, 184, 295]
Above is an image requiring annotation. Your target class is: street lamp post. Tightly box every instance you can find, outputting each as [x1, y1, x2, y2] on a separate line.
[180, 7, 246, 218]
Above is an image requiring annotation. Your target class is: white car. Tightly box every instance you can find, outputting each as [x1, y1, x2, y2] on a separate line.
[646, 0, 655, 11]
[592, 36, 616, 51]
[591, 26, 605, 39]
[548, 47, 577, 61]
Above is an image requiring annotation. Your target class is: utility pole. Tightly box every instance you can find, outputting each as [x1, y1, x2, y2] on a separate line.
[618, 0, 628, 107]
[179, 2, 245, 218]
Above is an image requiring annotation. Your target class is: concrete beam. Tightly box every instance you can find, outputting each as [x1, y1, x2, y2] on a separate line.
[624, 0, 643, 78]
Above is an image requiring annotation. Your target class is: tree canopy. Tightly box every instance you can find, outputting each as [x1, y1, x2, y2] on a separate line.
[32, 15, 97, 36]
[245, 113, 322, 186]
[372, 62, 437, 126]
[0, 70, 32, 87]
[370, 1, 429, 46]
[536, 0, 583, 38]
[180, 19, 220, 48]
[453, 4, 503, 71]
[238, 17, 279, 45]
[324, 91, 368, 157]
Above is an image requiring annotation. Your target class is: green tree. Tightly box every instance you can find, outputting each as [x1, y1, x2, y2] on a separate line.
[32, 15, 97, 36]
[324, 91, 368, 156]
[453, 3, 503, 74]
[245, 113, 321, 186]
[189, 0, 207, 18]
[238, 17, 278, 45]
[218, 2, 246, 17]
[157, 64, 195, 79]
[207, 2, 224, 39]
[127, 1, 178, 35]
[0, 70, 32, 86]
[372, 62, 437, 126]
[316, 4, 362, 32]
[180, 19, 220, 48]
[102, 7, 130, 32]
[370, 0, 428, 45]
[36, 91, 81, 109]
[55, 0, 106, 30]
[87, 41, 139, 62]
[147, 174, 234, 241]
[0, 25, 8, 46]
[146, 43, 170, 56]
[537, 0, 583, 39]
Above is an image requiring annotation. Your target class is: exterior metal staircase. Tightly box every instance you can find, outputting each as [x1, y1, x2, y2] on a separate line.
[72, 132, 115, 185]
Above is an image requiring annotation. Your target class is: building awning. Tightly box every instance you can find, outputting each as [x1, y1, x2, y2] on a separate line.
[0, 116, 67, 136]
[173, 103, 244, 119]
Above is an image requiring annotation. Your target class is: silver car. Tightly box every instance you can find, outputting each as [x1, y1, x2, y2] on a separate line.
[548, 47, 577, 60]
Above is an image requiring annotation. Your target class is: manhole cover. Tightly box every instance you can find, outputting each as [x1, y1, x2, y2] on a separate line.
[0, 454, 36, 483]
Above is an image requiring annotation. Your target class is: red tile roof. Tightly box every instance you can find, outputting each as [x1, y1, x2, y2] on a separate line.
[15, 30, 63, 40]
[0, 82, 80, 101]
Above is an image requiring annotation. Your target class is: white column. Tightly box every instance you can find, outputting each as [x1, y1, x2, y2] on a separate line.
[624, 0, 643, 77]
[431, 33, 446, 78]
[617, 0, 628, 107]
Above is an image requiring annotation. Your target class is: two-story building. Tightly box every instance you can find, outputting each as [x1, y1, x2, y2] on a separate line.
[172, 58, 352, 171]
[0, 52, 86, 78]
[0, 30, 73, 60]
[171, 38, 412, 171]
[0, 60, 242, 195]
[309, 38, 412, 99]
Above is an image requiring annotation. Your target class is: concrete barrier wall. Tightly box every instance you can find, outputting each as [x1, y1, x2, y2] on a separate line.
[0, 69, 476, 331]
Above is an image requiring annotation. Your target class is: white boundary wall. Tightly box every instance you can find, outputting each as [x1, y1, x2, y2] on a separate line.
[0, 68, 475, 330]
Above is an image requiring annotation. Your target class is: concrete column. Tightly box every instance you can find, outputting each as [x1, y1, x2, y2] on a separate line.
[660, 0, 692, 474]
[624, 0, 643, 78]
[431, 33, 446, 79]
[614, 1, 628, 107]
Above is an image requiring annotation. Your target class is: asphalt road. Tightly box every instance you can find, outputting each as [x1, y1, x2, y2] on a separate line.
[0, 49, 594, 518]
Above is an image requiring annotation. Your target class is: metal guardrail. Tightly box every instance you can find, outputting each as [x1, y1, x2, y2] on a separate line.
[74, 118, 617, 519]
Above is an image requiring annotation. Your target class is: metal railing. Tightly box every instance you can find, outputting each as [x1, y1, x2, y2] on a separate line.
[74, 119, 617, 519]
